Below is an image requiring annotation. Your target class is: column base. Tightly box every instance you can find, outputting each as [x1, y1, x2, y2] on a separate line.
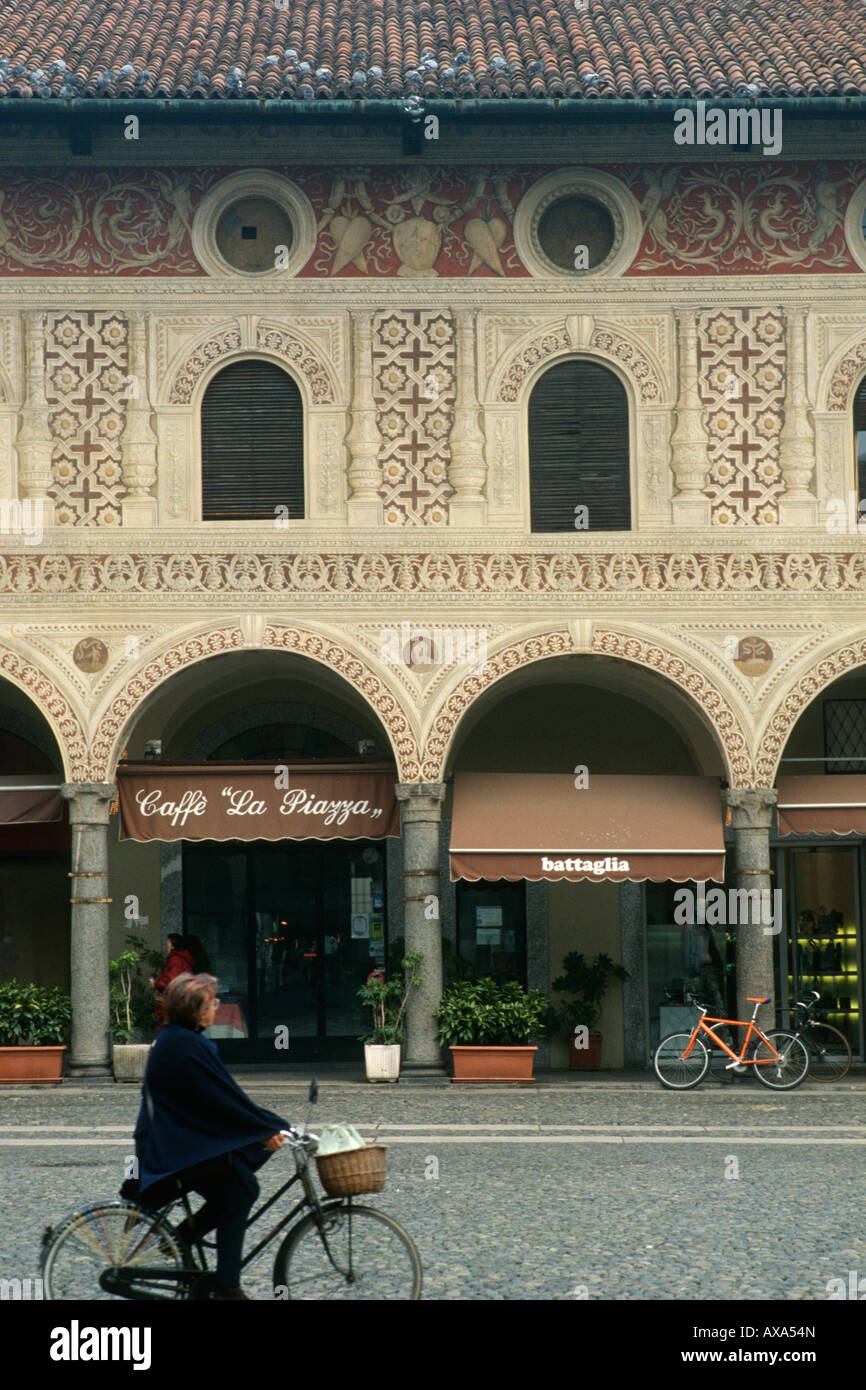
[346, 498, 382, 527]
[448, 497, 488, 527]
[777, 496, 819, 527]
[671, 497, 711, 527]
[66, 1060, 113, 1080]
[401, 1058, 449, 1081]
[121, 497, 158, 527]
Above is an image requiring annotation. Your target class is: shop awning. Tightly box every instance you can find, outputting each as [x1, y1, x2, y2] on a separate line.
[776, 775, 866, 837]
[116, 762, 400, 842]
[449, 774, 725, 883]
[0, 775, 63, 824]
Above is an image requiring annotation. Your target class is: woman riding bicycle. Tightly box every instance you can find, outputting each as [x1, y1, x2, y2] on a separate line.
[128, 972, 291, 1301]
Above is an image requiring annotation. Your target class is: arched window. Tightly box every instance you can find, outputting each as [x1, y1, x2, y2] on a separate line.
[854, 374, 866, 514]
[528, 360, 630, 531]
[201, 360, 304, 520]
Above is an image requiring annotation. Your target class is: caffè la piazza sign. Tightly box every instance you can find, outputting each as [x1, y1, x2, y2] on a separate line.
[116, 764, 400, 842]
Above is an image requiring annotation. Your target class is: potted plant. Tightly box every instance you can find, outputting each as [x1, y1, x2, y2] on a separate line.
[357, 951, 423, 1082]
[551, 951, 629, 1070]
[0, 980, 71, 1083]
[435, 977, 549, 1083]
[110, 934, 161, 1082]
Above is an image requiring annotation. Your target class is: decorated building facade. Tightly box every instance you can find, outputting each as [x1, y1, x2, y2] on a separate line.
[1, 0, 866, 1072]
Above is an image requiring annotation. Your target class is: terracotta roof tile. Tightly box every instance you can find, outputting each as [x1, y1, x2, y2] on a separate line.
[0, 0, 860, 103]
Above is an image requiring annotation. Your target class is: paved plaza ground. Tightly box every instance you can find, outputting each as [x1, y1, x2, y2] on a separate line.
[2, 1069, 865, 1303]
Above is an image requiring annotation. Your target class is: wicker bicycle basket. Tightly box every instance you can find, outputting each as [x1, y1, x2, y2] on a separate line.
[314, 1143, 387, 1197]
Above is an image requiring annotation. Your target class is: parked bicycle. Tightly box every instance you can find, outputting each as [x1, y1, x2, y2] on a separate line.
[787, 989, 852, 1082]
[653, 994, 810, 1091]
[40, 1080, 422, 1301]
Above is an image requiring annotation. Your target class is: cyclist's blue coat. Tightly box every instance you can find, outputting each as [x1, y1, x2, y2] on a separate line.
[133, 1023, 291, 1193]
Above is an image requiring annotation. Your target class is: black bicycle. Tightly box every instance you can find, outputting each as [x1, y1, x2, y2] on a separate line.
[40, 1081, 422, 1301]
[787, 990, 852, 1082]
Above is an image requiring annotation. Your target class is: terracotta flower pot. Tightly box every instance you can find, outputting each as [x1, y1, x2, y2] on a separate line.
[0, 1045, 66, 1083]
[570, 1033, 603, 1069]
[449, 1045, 537, 1083]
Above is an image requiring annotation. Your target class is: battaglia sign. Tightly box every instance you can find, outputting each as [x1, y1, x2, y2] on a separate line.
[117, 764, 400, 843]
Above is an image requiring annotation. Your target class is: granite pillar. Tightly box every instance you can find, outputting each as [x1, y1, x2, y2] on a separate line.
[61, 783, 116, 1078]
[726, 789, 778, 1025]
[396, 783, 446, 1075]
[620, 881, 647, 1068]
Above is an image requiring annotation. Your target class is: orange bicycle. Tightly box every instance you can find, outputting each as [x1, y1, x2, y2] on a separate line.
[653, 994, 810, 1091]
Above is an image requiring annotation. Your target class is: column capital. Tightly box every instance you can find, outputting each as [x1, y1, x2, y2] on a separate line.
[395, 782, 446, 822]
[725, 787, 777, 831]
[61, 782, 116, 825]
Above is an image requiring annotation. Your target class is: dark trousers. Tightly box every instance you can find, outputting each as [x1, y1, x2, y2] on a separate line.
[178, 1152, 259, 1286]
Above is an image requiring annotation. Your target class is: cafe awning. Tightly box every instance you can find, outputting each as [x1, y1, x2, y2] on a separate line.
[449, 773, 725, 883]
[0, 775, 63, 824]
[776, 775, 866, 838]
[116, 762, 400, 842]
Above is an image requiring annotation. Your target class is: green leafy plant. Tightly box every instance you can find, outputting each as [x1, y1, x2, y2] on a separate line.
[357, 951, 423, 1046]
[550, 951, 629, 1035]
[435, 977, 549, 1047]
[110, 934, 162, 1044]
[0, 980, 71, 1046]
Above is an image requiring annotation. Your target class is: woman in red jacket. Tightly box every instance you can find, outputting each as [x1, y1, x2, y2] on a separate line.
[151, 934, 194, 1023]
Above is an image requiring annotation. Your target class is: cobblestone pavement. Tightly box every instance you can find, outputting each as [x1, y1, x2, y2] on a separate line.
[3, 1075, 866, 1301]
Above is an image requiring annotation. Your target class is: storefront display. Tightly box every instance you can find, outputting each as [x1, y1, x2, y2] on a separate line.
[783, 847, 860, 1055]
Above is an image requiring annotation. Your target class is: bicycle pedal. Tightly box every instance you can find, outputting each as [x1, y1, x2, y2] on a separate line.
[725, 1061, 747, 1072]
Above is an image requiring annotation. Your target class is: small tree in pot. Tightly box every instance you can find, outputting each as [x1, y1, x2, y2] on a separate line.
[436, 977, 549, 1083]
[357, 951, 423, 1082]
[110, 933, 162, 1081]
[0, 981, 71, 1083]
[551, 951, 629, 1070]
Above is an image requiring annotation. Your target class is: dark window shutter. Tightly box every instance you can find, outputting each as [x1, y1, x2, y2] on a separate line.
[528, 361, 631, 532]
[201, 360, 304, 521]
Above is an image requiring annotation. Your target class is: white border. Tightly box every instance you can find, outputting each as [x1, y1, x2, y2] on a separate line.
[191, 170, 317, 280]
[844, 180, 866, 274]
[512, 168, 643, 280]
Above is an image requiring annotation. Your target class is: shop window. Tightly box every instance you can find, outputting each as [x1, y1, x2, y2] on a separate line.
[854, 374, 866, 516]
[785, 847, 860, 1056]
[824, 698, 866, 774]
[455, 880, 526, 986]
[201, 360, 304, 521]
[528, 360, 631, 531]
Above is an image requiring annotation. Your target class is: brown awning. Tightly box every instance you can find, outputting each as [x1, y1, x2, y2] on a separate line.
[0, 775, 63, 824]
[776, 775, 866, 838]
[450, 773, 725, 883]
[117, 762, 400, 842]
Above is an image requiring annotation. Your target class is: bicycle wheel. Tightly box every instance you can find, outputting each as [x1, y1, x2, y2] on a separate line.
[806, 1021, 852, 1082]
[41, 1200, 189, 1300]
[751, 1031, 810, 1090]
[653, 1032, 709, 1090]
[272, 1201, 422, 1300]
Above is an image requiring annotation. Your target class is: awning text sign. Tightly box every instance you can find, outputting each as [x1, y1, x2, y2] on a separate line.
[117, 764, 400, 843]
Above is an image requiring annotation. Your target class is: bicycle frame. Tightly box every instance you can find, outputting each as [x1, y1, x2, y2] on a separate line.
[682, 1011, 784, 1065]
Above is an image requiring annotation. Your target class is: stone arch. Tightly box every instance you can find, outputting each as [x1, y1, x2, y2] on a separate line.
[0, 641, 88, 779]
[163, 320, 339, 408]
[821, 332, 866, 414]
[89, 623, 421, 782]
[486, 317, 667, 407]
[754, 635, 866, 785]
[420, 625, 754, 785]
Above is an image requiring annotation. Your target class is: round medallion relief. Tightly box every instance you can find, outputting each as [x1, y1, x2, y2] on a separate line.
[73, 637, 109, 673]
[733, 636, 774, 677]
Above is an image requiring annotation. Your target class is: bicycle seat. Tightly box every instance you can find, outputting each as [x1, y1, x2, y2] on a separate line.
[746, 996, 771, 1004]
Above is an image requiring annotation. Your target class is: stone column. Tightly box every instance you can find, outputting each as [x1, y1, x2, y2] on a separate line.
[670, 310, 711, 527]
[61, 783, 116, 1078]
[396, 783, 446, 1075]
[448, 314, 488, 526]
[16, 312, 55, 524]
[346, 313, 382, 527]
[778, 307, 819, 526]
[619, 881, 648, 1069]
[725, 789, 778, 1026]
[121, 311, 158, 527]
